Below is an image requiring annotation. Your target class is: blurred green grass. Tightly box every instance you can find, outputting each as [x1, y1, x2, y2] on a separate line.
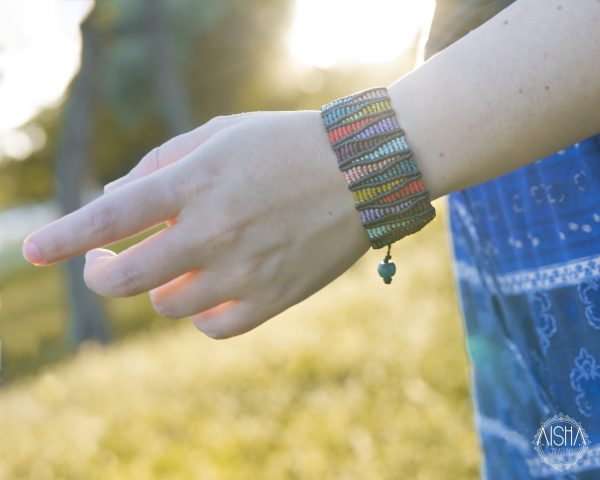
[0, 200, 481, 479]
[0, 224, 173, 382]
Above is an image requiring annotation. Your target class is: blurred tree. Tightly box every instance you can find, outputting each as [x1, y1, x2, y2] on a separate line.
[146, 0, 193, 135]
[54, 13, 109, 345]
[52, 0, 230, 345]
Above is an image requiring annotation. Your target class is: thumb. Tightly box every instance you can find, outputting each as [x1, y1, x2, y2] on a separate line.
[104, 130, 200, 194]
[104, 114, 253, 194]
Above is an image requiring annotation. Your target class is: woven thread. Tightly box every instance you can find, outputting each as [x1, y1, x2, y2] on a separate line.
[321, 87, 436, 249]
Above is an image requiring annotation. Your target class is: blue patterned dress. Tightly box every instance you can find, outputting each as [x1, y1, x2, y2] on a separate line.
[426, 1, 600, 478]
[449, 137, 600, 478]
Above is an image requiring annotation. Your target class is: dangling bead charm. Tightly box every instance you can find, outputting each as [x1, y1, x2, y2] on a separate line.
[377, 244, 396, 285]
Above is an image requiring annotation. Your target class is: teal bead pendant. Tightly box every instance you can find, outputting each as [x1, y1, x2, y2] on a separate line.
[377, 245, 396, 285]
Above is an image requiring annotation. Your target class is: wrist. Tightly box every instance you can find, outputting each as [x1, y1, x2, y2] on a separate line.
[318, 87, 436, 282]
[388, 73, 445, 201]
[301, 109, 373, 253]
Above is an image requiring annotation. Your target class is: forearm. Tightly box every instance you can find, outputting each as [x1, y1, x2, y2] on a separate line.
[388, 0, 600, 200]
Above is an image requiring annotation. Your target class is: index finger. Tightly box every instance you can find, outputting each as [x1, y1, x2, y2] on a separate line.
[23, 171, 180, 265]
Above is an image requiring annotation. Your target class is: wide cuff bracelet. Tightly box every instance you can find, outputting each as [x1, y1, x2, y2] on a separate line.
[320, 87, 436, 283]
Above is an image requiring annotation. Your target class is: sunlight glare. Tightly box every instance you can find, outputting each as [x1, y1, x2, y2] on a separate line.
[0, 0, 93, 131]
[288, 0, 436, 68]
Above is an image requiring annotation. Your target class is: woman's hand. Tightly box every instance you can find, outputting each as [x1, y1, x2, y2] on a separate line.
[23, 111, 371, 338]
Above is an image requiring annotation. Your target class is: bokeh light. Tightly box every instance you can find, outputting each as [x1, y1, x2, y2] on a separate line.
[0, 0, 92, 160]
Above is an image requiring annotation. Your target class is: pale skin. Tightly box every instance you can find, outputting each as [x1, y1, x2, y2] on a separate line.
[23, 0, 600, 339]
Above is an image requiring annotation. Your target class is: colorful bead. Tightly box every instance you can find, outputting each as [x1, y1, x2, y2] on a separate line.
[378, 261, 396, 279]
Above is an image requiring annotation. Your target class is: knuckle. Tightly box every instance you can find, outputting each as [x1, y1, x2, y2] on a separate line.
[238, 257, 262, 280]
[207, 219, 245, 249]
[176, 164, 219, 200]
[89, 204, 118, 237]
[191, 116, 224, 136]
[208, 115, 226, 125]
[141, 146, 161, 173]
[106, 265, 142, 296]
[178, 215, 254, 276]
[170, 172, 192, 205]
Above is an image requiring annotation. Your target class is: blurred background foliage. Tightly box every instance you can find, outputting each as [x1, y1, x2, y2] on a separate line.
[0, 0, 479, 478]
[0, 0, 416, 208]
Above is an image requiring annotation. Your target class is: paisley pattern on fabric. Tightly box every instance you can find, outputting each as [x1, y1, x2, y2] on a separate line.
[577, 279, 600, 330]
[528, 292, 556, 356]
[570, 347, 600, 419]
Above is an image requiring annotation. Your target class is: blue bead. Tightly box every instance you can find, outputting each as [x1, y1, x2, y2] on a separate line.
[378, 262, 396, 279]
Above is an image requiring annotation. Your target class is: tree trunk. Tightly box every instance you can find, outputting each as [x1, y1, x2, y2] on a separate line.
[146, 0, 193, 135]
[54, 14, 109, 346]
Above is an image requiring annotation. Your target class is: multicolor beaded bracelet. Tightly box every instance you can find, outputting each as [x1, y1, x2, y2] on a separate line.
[320, 87, 436, 284]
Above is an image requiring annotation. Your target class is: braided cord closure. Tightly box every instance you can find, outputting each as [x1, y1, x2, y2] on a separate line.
[321, 87, 436, 249]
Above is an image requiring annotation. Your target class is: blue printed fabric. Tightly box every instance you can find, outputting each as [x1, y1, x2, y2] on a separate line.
[448, 134, 600, 478]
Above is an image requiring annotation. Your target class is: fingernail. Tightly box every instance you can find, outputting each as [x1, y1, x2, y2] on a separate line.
[23, 239, 45, 265]
[85, 248, 115, 261]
